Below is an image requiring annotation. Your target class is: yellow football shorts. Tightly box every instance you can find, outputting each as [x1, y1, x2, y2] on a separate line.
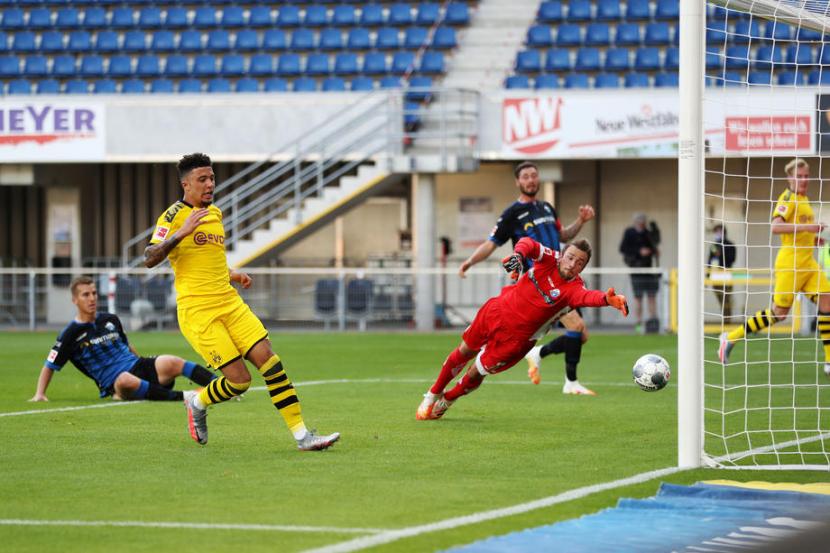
[773, 257, 830, 308]
[177, 294, 268, 369]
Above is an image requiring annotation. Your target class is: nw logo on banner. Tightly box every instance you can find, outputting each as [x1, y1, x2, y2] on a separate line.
[502, 96, 564, 155]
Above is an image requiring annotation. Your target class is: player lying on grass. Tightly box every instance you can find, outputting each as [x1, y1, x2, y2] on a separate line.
[29, 276, 216, 402]
[416, 237, 629, 420]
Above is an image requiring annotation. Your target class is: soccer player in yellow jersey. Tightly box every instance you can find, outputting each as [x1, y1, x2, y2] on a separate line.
[144, 153, 339, 451]
[719, 158, 830, 376]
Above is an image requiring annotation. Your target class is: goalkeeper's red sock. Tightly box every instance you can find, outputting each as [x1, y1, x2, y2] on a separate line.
[444, 372, 484, 401]
[430, 347, 475, 395]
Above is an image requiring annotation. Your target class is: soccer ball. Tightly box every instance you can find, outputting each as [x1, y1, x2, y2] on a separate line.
[632, 354, 671, 392]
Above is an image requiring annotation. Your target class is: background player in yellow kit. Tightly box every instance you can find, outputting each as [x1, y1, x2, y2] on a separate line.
[719, 158, 830, 376]
[145, 153, 339, 451]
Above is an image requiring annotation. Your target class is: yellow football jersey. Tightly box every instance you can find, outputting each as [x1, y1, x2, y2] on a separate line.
[150, 201, 234, 303]
[772, 188, 817, 265]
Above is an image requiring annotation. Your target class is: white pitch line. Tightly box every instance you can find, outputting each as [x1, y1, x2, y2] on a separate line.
[301, 466, 686, 553]
[0, 519, 384, 534]
[0, 401, 140, 418]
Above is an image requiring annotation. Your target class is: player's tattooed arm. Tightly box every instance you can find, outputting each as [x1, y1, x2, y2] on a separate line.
[144, 208, 209, 268]
[560, 205, 595, 241]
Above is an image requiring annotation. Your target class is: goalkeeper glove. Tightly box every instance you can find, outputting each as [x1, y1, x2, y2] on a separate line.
[501, 253, 524, 281]
[605, 287, 629, 316]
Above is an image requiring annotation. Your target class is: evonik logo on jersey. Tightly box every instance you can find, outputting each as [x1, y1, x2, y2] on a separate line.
[502, 96, 564, 155]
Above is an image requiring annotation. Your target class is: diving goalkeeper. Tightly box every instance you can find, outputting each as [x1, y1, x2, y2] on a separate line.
[416, 237, 629, 420]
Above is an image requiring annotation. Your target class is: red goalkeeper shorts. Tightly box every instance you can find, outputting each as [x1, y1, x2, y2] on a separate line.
[462, 297, 535, 374]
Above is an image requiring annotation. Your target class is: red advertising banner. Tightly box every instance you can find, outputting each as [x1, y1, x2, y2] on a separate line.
[724, 115, 811, 151]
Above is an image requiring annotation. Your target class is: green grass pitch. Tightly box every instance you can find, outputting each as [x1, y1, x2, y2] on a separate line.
[0, 331, 827, 552]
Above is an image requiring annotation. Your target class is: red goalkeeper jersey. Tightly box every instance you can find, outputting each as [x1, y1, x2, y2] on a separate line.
[499, 237, 607, 339]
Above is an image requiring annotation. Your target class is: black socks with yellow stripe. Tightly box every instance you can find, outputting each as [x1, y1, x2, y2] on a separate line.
[258, 354, 307, 439]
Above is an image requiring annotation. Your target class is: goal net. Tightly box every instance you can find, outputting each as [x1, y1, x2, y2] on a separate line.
[699, 0, 830, 469]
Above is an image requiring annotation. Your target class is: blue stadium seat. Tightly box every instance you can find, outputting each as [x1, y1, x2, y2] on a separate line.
[654, 72, 679, 87]
[123, 30, 146, 52]
[12, 32, 37, 53]
[754, 44, 783, 70]
[164, 54, 189, 77]
[248, 6, 273, 27]
[262, 29, 288, 51]
[664, 47, 679, 70]
[797, 27, 823, 41]
[277, 53, 301, 76]
[376, 27, 400, 49]
[164, 7, 189, 28]
[624, 72, 650, 87]
[706, 46, 722, 70]
[786, 44, 814, 66]
[432, 26, 457, 49]
[8, 78, 32, 95]
[83, 7, 107, 29]
[527, 24, 554, 47]
[51, 55, 75, 77]
[634, 47, 661, 71]
[532, 74, 558, 89]
[417, 3, 440, 26]
[733, 19, 762, 43]
[567, 0, 592, 21]
[332, 5, 357, 27]
[350, 76, 374, 91]
[234, 29, 259, 51]
[445, 2, 470, 25]
[110, 7, 135, 29]
[405, 27, 429, 49]
[360, 4, 384, 26]
[40, 31, 64, 53]
[121, 78, 146, 94]
[574, 47, 601, 71]
[319, 28, 344, 50]
[0, 31, 7, 52]
[207, 30, 231, 51]
[290, 29, 315, 50]
[108, 55, 132, 77]
[93, 79, 118, 94]
[136, 54, 160, 77]
[334, 52, 358, 75]
[322, 76, 346, 91]
[263, 77, 288, 92]
[596, 0, 621, 21]
[654, 0, 679, 20]
[388, 3, 413, 26]
[235, 78, 259, 93]
[545, 48, 571, 71]
[594, 72, 620, 88]
[556, 24, 582, 46]
[178, 78, 203, 93]
[391, 51, 416, 74]
[404, 101, 421, 127]
[564, 73, 590, 89]
[719, 70, 744, 86]
[221, 6, 245, 28]
[193, 54, 218, 77]
[379, 76, 402, 88]
[221, 54, 245, 76]
[304, 5, 328, 27]
[538, 1, 563, 23]
[305, 53, 330, 75]
[1, 8, 24, 30]
[277, 6, 301, 27]
[194, 7, 218, 28]
[293, 77, 317, 92]
[150, 78, 175, 93]
[28, 8, 52, 29]
[615, 23, 640, 45]
[604, 47, 629, 71]
[625, 0, 651, 19]
[777, 70, 805, 85]
[179, 30, 202, 52]
[65, 79, 90, 94]
[55, 8, 80, 29]
[808, 69, 830, 85]
[515, 50, 541, 73]
[207, 78, 232, 93]
[362, 52, 387, 74]
[505, 74, 530, 89]
[820, 45, 830, 65]
[420, 51, 444, 74]
[347, 28, 371, 50]
[644, 22, 671, 45]
[138, 7, 162, 29]
[406, 75, 432, 101]
[94, 31, 119, 53]
[23, 55, 47, 77]
[584, 23, 610, 46]
[747, 71, 771, 85]
[764, 21, 791, 41]
[36, 79, 60, 94]
[80, 54, 105, 77]
[725, 44, 749, 69]
[249, 53, 274, 76]
[150, 31, 175, 52]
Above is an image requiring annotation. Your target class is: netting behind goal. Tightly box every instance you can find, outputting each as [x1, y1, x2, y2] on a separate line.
[701, 0, 830, 469]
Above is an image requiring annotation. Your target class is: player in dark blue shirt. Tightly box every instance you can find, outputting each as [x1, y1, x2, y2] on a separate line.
[30, 276, 216, 402]
[458, 161, 598, 395]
